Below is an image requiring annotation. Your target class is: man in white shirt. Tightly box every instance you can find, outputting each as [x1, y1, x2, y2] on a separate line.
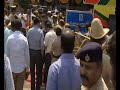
[18, 8, 27, 36]
[5, 19, 30, 90]
[43, 21, 57, 85]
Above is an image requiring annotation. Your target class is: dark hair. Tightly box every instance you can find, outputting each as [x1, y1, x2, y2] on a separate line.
[46, 20, 52, 28]
[55, 28, 62, 36]
[33, 17, 40, 25]
[11, 19, 22, 31]
[61, 29, 75, 53]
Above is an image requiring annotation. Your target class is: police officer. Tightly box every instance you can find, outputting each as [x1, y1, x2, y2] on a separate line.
[76, 42, 108, 90]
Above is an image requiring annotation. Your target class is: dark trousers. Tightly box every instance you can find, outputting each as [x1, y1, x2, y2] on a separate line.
[30, 49, 43, 90]
[21, 28, 26, 37]
[43, 53, 52, 85]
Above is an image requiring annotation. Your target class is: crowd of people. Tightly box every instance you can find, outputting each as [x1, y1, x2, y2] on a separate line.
[4, 5, 116, 90]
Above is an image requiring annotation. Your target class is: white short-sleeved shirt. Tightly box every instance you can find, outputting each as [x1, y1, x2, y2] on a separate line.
[44, 29, 57, 54]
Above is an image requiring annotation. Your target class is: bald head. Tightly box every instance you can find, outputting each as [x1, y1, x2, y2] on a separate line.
[61, 29, 75, 53]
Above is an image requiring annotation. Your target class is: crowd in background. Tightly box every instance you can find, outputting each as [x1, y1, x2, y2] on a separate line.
[4, 5, 116, 90]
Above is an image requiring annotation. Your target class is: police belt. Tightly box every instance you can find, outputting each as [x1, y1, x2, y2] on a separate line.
[29, 49, 41, 52]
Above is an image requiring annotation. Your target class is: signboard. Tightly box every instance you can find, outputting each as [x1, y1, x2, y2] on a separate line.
[66, 10, 93, 33]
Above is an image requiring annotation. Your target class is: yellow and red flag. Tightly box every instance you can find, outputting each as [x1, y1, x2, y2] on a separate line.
[83, 0, 100, 5]
[94, 5, 115, 27]
[84, 0, 116, 27]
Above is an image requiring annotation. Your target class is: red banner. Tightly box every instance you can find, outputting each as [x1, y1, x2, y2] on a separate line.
[84, 0, 100, 5]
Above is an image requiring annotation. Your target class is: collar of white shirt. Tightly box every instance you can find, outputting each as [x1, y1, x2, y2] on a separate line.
[14, 31, 21, 34]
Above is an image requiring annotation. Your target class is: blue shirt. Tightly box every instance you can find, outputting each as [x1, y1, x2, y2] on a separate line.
[27, 25, 44, 51]
[46, 54, 81, 90]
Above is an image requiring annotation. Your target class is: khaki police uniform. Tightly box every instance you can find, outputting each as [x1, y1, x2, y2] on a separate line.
[81, 77, 108, 90]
